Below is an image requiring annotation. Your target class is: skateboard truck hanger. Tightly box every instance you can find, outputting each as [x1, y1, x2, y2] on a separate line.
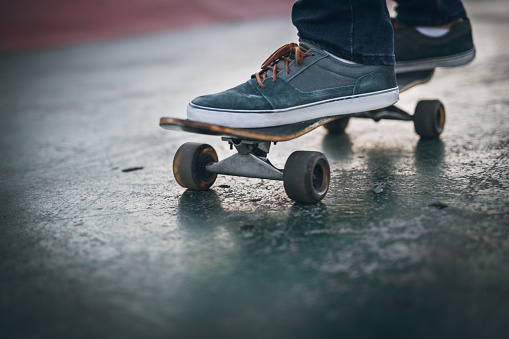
[172, 139, 330, 203]
[206, 139, 283, 180]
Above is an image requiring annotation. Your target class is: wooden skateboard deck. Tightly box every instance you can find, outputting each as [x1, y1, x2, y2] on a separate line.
[160, 69, 435, 142]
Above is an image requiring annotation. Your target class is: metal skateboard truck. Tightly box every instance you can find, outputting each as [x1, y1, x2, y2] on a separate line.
[173, 139, 330, 203]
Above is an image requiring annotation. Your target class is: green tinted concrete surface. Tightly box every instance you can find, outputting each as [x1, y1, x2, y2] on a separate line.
[1, 2, 509, 338]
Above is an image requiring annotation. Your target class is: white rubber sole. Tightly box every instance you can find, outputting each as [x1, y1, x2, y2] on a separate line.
[395, 48, 475, 73]
[187, 87, 399, 128]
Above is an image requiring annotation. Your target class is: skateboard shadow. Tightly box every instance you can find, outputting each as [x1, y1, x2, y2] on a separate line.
[321, 132, 354, 162]
[414, 138, 445, 175]
[177, 189, 224, 233]
[175, 138, 445, 230]
[286, 202, 330, 230]
[177, 188, 331, 234]
[322, 129, 445, 173]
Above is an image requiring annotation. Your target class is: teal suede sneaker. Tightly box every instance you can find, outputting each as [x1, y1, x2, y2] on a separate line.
[394, 18, 476, 73]
[188, 43, 399, 128]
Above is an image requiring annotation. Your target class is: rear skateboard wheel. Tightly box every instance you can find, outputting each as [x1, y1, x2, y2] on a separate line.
[413, 100, 445, 138]
[283, 151, 330, 203]
[324, 117, 350, 133]
[173, 142, 218, 190]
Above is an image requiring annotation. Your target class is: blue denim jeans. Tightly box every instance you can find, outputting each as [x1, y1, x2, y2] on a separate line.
[292, 0, 468, 65]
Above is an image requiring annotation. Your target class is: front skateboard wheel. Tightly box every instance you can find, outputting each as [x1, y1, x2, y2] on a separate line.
[283, 151, 330, 203]
[413, 100, 445, 138]
[173, 142, 218, 190]
[324, 117, 350, 134]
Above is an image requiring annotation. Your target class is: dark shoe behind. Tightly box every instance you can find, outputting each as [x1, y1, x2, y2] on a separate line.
[394, 18, 475, 73]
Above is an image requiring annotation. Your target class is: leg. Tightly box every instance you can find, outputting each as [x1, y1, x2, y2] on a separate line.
[187, 0, 399, 128]
[292, 0, 395, 65]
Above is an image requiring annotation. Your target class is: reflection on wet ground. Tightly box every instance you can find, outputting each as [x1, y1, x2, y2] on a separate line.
[1, 1, 509, 337]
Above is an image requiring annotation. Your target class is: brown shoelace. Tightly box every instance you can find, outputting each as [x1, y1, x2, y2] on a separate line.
[255, 43, 313, 89]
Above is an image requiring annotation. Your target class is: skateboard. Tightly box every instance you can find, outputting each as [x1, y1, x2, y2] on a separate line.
[160, 69, 446, 203]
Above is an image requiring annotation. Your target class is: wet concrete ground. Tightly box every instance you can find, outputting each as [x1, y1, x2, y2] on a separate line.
[1, 1, 508, 338]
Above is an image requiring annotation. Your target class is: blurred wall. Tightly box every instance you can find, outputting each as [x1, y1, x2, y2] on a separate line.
[0, 0, 295, 52]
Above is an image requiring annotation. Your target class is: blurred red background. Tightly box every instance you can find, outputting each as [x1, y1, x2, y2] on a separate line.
[0, 0, 295, 52]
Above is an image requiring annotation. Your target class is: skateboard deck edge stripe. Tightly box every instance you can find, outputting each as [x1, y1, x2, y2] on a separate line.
[160, 116, 340, 142]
